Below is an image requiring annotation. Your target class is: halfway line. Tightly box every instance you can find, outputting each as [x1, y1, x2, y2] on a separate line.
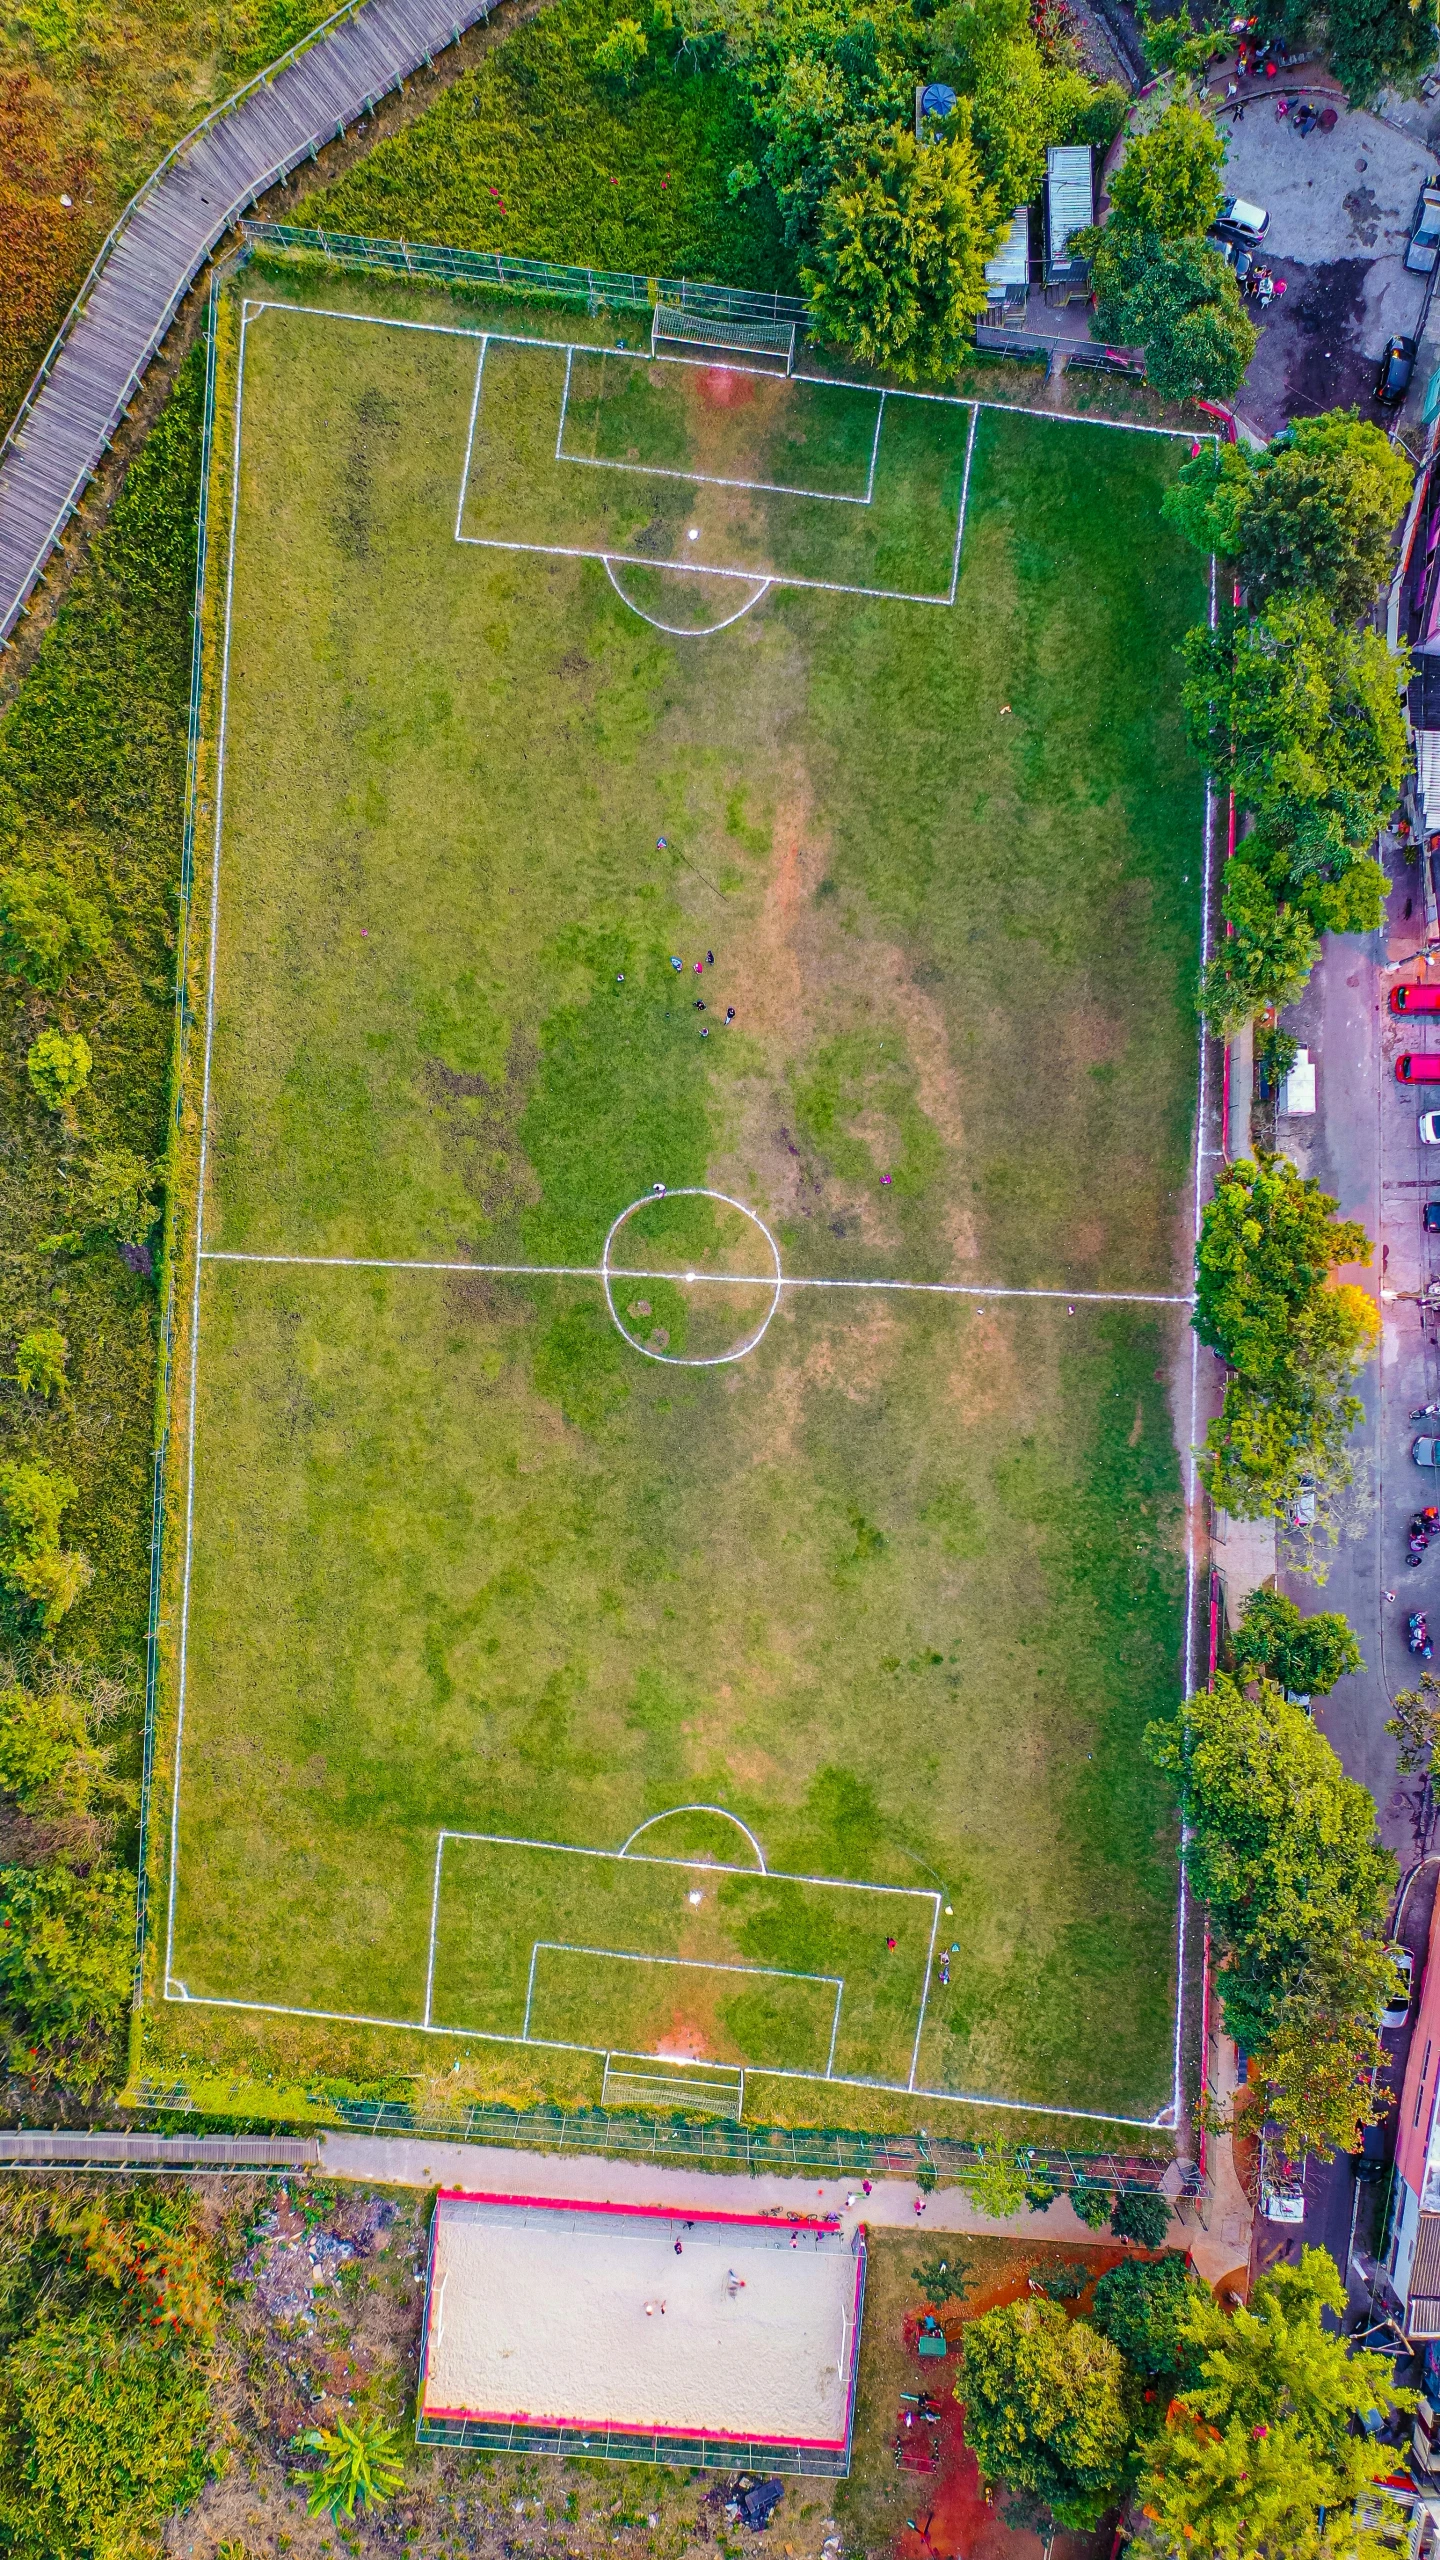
[199, 1249, 1193, 1306]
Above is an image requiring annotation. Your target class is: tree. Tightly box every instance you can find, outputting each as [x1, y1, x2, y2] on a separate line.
[1182, 597, 1408, 893]
[1387, 1671, 1440, 1778]
[958, 2297, 1138, 2527]
[1146, 1677, 1394, 2151]
[0, 867, 109, 994]
[1110, 2190, 1171, 2250]
[955, 2138, 1044, 2217]
[12, 1326, 67, 1402]
[1088, 227, 1255, 403]
[0, 1858, 133, 2075]
[1091, 2252, 1207, 2392]
[679, 0, 925, 245]
[1241, 413, 1413, 622]
[1326, 0, 1440, 103]
[1165, 413, 1413, 624]
[1194, 1155, 1372, 1392]
[1201, 1369, 1363, 1528]
[0, 2310, 215, 2560]
[1106, 102, 1225, 240]
[81, 1146, 157, 1249]
[297, 2415, 407, 2518]
[24, 1029, 91, 1113]
[1071, 2182, 1113, 2230]
[968, 43, 1093, 210]
[0, 1461, 92, 1629]
[802, 121, 1001, 380]
[1137, 2249, 1415, 2558]
[594, 18, 648, 87]
[1231, 1588, 1363, 1697]
[1196, 865, 1318, 1037]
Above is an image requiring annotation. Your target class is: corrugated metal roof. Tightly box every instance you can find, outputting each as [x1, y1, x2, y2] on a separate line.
[1410, 2215, 1440, 2335]
[1046, 145, 1093, 270]
[985, 207, 1030, 294]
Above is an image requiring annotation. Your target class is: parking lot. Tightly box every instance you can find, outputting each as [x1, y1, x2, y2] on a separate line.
[1207, 84, 1437, 432]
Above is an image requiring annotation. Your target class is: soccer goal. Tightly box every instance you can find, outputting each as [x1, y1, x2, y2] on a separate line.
[651, 302, 798, 374]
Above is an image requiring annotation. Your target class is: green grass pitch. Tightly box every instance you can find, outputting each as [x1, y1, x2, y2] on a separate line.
[162, 272, 1207, 2127]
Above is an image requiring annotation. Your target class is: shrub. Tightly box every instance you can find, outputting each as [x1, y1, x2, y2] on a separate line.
[297, 2415, 407, 2517]
[25, 1029, 91, 1112]
[1110, 2189, 1170, 2249]
[1090, 2251, 1207, 2389]
[0, 2307, 214, 2556]
[0, 1461, 92, 1628]
[0, 865, 110, 994]
[0, 1858, 132, 2073]
[12, 1328, 67, 1401]
[80, 1147, 158, 1249]
[594, 17, 649, 87]
[1071, 2182, 1112, 2230]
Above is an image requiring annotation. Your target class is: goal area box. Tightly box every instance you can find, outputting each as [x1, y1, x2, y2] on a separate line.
[416, 2191, 866, 2473]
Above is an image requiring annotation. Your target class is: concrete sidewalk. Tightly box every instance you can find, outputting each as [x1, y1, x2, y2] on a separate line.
[316, 2129, 1245, 2287]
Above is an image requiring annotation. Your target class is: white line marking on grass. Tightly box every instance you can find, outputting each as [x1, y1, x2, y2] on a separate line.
[562, 450, 877, 504]
[248, 296, 489, 343]
[199, 1249, 1194, 1307]
[602, 558, 771, 636]
[164, 294, 252, 1999]
[554, 341, 574, 464]
[438, 1826, 940, 1904]
[907, 1894, 944, 2092]
[864, 390, 886, 504]
[619, 1805, 768, 1869]
[456, 529, 962, 609]
[601, 1187, 784, 1366]
[946, 403, 981, 605]
[423, 1832, 446, 2030]
[455, 336, 488, 543]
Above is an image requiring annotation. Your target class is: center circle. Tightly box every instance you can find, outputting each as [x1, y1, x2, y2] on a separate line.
[601, 1188, 784, 1368]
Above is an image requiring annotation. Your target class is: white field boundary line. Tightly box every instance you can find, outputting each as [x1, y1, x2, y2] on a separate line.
[198, 1249, 1194, 1308]
[245, 295, 1200, 440]
[517, 1940, 845, 2080]
[945, 402, 981, 607]
[163, 294, 253, 1996]
[1166, 536, 1221, 2136]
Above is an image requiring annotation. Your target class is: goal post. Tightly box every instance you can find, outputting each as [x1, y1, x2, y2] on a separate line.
[650, 302, 798, 374]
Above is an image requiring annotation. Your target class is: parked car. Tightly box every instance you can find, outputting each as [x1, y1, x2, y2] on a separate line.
[1286, 1476, 1318, 1527]
[1392, 983, 1440, 1013]
[1426, 1201, 1440, 1231]
[1421, 1111, 1440, 1143]
[1259, 2138, 1306, 2223]
[1213, 194, 1270, 245]
[1398, 1054, 1440, 1081]
[1416, 1436, 1440, 1467]
[1377, 335, 1419, 406]
[1382, 1943, 1416, 2028]
[1407, 182, 1440, 272]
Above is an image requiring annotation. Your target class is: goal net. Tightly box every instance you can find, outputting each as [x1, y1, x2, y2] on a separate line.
[650, 302, 798, 374]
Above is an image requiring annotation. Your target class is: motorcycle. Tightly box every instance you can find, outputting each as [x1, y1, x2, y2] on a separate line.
[1414, 1404, 1440, 1420]
[1410, 1612, 1435, 1660]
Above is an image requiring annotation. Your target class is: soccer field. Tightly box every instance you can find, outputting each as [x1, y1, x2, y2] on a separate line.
[160, 271, 1208, 2129]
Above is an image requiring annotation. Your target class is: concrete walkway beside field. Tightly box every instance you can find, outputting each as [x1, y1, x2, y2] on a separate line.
[316, 2130, 1246, 2288]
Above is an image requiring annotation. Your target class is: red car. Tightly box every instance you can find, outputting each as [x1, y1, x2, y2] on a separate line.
[1392, 984, 1440, 1014]
[1398, 1054, 1440, 1081]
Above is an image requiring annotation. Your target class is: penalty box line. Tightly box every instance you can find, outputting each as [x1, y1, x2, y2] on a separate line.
[552, 341, 887, 509]
[199, 1250, 1194, 1308]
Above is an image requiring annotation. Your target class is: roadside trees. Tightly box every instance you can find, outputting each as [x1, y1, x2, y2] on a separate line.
[1230, 1587, 1363, 1696]
[1087, 226, 1255, 403]
[1166, 414, 1414, 623]
[1106, 100, 1226, 239]
[1146, 1676, 1394, 2153]
[1136, 2250, 1415, 2558]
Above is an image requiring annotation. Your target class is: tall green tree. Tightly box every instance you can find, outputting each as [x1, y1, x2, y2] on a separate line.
[1087, 227, 1255, 402]
[1231, 1589, 1363, 1698]
[1106, 101, 1225, 240]
[1166, 413, 1413, 623]
[1197, 864, 1317, 1038]
[1091, 2253, 1208, 2395]
[1137, 2250, 1415, 2558]
[802, 120, 1000, 378]
[1146, 1677, 1394, 2150]
[958, 2296, 1139, 2528]
[1193, 1154, 1372, 1392]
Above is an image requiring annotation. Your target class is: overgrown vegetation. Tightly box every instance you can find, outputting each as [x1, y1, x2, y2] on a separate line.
[0, 333, 204, 2086]
[1192, 1153, 1377, 1543]
[1146, 1675, 1396, 2156]
[1080, 102, 1254, 401]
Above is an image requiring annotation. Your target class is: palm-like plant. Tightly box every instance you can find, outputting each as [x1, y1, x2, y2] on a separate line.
[296, 2413, 407, 2517]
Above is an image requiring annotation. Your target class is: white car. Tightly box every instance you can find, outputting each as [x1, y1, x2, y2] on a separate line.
[1215, 194, 1270, 245]
[1421, 1111, 1440, 1143]
[1407, 182, 1440, 273]
[1382, 1943, 1415, 2029]
[1259, 2138, 1305, 2223]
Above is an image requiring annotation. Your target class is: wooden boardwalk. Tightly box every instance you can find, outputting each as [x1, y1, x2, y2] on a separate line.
[0, 0, 493, 647]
